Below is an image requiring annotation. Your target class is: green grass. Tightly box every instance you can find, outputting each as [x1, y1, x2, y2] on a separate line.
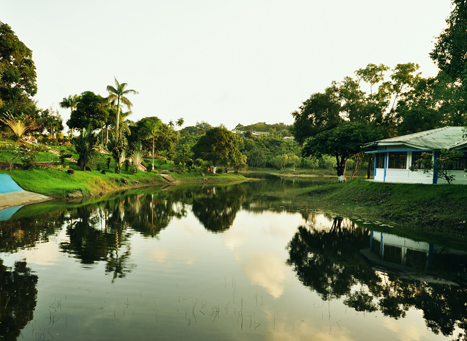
[0, 165, 249, 198]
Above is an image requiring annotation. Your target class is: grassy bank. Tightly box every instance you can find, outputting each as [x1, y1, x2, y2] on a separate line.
[266, 179, 467, 244]
[0, 168, 248, 198]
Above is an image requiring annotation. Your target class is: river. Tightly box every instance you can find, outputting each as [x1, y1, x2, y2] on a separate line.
[0, 176, 466, 340]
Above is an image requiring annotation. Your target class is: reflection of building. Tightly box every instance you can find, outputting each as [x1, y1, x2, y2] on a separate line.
[364, 127, 467, 184]
[361, 231, 467, 283]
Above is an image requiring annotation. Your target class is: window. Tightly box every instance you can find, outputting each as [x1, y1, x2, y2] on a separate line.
[376, 154, 385, 168]
[411, 151, 423, 167]
[444, 152, 467, 170]
[388, 152, 407, 169]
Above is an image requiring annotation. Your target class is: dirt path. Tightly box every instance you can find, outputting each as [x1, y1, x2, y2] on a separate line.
[159, 173, 178, 183]
[0, 191, 51, 211]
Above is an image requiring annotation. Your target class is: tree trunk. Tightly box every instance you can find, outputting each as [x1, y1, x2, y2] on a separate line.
[351, 154, 359, 180]
[152, 137, 155, 169]
[116, 97, 120, 142]
[367, 155, 372, 179]
[336, 155, 346, 182]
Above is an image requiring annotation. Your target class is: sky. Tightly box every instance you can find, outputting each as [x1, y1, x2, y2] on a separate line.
[1, 0, 453, 130]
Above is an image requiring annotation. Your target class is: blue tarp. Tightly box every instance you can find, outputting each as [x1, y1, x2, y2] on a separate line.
[0, 174, 23, 193]
[0, 205, 23, 221]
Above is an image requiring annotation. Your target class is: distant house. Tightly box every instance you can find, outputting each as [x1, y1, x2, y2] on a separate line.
[364, 127, 467, 184]
[232, 130, 270, 137]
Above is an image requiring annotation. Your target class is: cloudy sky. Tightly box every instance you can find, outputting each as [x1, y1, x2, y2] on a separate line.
[2, 0, 453, 130]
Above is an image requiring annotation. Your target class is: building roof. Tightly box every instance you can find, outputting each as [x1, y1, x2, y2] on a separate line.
[364, 126, 467, 150]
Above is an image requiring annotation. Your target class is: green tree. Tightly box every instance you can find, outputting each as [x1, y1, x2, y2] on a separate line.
[230, 150, 247, 172]
[291, 85, 342, 145]
[59, 94, 79, 136]
[176, 117, 184, 128]
[106, 78, 138, 141]
[107, 131, 127, 174]
[67, 91, 107, 132]
[302, 121, 382, 181]
[0, 23, 37, 117]
[191, 127, 240, 173]
[431, 0, 467, 82]
[40, 107, 63, 139]
[246, 147, 267, 168]
[74, 127, 99, 171]
[138, 117, 162, 169]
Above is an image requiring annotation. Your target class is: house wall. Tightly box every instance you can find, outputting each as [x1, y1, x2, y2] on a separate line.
[373, 149, 467, 184]
[373, 150, 433, 184]
[437, 171, 467, 185]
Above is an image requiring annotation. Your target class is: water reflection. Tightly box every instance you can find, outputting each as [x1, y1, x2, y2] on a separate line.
[286, 218, 467, 340]
[0, 178, 466, 340]
[0, 259, 38, 339]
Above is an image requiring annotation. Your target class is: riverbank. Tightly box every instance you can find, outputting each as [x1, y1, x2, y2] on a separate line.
[0, 169, 248, 199]
[266, 179, 467, 245]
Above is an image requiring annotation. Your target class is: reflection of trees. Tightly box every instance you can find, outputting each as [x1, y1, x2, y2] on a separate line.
[127, 193, 187, 237]
[59, 190, 189, 281]
[0, 259, 38, 340]
[59, 198, 135, 282]
[286, 221, 467, 340]
[192, 185, 246, 233]
[287, 219, 374, 300]
[0, 210, 67, 252]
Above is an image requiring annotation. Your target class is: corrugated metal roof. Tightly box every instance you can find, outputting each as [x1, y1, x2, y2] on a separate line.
[365, 126, 467, 150]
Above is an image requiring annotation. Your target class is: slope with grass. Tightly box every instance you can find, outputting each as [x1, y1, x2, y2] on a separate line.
[0, 168, 248, 199]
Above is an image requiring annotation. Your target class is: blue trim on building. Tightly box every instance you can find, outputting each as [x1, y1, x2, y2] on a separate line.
[373, 154, 377, 178]
[433, 150, 440, 184]
[365, 149, 432, 154]
[383, 152, 388, 182]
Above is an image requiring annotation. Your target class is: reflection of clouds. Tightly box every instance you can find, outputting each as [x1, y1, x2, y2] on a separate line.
[263, 308, 354, 341]
[383, 312, 432, 341]
[145, 244, 198, 268]
[241, 254, 286, 299]
[171, 212, 205, 237]
[19, 241, 59, 266]
[223, 229, 248, 251]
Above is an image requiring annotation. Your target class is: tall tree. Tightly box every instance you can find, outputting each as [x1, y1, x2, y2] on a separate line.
[74, 127, 99, 171]
[106, 78, 138, 141]
[0, 22, 37, 117]
[191, 127, 241, 173]
[40, 107, 63, 139]
[138, 117, 162, 169]
[67, 91, 107, 132]
[291, 85, 342, 145]
[302, 121, 382, 182]
[431, 0, 467, 82]
[59, 94, 79, 136]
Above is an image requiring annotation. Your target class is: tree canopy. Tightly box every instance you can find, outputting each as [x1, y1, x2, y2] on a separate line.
[191, 127, 240, 171]
[431, 0, 467, 82]
[0, 22, 37, 118]
[302, 121, 382, 180]
[67, 91, 108, 131]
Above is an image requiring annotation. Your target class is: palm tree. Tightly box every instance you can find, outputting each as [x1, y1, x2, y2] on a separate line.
[0, 112, 41, 140]
[59, 94, 79, 137]
[106, 78, 138, 142]
[140, 117, 162, 170]
[176, 117, 184, 128]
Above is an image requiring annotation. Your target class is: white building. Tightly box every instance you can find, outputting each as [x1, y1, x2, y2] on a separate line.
[364, 127, 467, 184]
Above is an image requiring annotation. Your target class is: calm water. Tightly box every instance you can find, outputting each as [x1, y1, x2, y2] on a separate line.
[0, 176, 466, 340]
